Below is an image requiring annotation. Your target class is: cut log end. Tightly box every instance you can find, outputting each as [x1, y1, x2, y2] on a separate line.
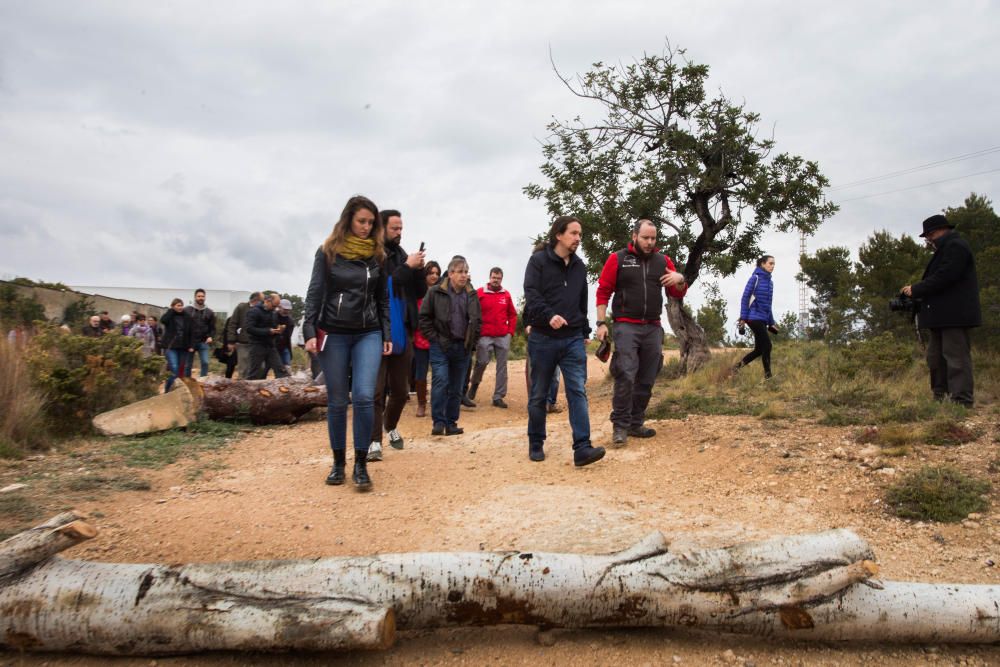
[54, 520, 97, 541]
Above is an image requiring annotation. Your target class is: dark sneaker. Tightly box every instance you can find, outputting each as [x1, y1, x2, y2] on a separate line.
[461, 395, 477, 408]
[612, 427, 627, 447]
[492, 398, 508, 409]
[529, 444, 545, 462]
[387, 429, 404, 450]
[468, 383, 479, 400]
[432, 423, 446, 436]
[627, 425, 656, 438]
[445, 425, 464, 436]
[574, 445, 606, 467]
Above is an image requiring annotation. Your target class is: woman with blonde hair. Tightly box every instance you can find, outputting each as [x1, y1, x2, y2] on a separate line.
[303, 195, 391, 491]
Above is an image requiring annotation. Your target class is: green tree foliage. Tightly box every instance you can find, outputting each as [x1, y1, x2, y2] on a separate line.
[694, 283, 727, 346]
[9, 277, 70, 291]
[854, 231, 929, 338]
[61, 294, 96, 329]
[524, 44, 838, 285]
[776, 312, 800, 340]
[0, 285, 47, 330]
[797, 247, 857, 342]
[25, 325, 164, 435]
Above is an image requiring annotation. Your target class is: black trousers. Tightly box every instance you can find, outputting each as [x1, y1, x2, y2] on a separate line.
[739, 320, 772, 378]
[927, 327, 974, 406]
[246, 344, 289, 380]
[371, 341, 414, 443]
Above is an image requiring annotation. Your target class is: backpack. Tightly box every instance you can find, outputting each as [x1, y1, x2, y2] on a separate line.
[387, 276, 407, 355]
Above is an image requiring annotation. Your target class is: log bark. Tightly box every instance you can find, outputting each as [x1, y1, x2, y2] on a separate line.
[2, 515, 999, 655]
[195, 377, 327, 424]
[665, 297, 711, 373]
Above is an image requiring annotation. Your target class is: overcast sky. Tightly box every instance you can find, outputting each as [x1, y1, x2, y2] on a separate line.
[1, 1, 997, 327]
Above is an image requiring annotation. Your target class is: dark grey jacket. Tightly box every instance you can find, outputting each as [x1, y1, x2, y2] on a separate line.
[910, 231, 981, 329]
[418, 278, 482, 354]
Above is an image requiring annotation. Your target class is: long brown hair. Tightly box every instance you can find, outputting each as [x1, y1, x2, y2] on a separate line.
[322, 195, 385, 264]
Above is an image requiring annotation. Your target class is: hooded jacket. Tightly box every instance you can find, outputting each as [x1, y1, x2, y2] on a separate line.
[418, 278, 482, 354]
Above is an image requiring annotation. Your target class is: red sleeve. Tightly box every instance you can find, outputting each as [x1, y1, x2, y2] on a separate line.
[595, 253, 619, 306]
[664, 256, 688, 299]
[506, 291, 517, 336]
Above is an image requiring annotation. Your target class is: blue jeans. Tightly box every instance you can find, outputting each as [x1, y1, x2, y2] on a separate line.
[548, 367, 560, 405]
[184, 341, 211, 377]
[280, 348, 292, 368]
[164, 348, 192, 391]
[429, 341, 470, 428]
[527, 332, 590, 450]
[319, 329, 383, 454]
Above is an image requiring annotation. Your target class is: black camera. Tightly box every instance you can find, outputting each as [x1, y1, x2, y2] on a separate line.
[889, 294, 921, 313]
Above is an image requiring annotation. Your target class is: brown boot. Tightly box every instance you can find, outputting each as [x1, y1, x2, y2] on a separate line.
[415, 380, 427, 417]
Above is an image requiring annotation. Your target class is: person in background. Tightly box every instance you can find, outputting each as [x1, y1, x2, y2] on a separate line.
[412, 260, 440, 417]
[159, 298, 194, 391]
[184, 288, 216, 377]
[98, 311, 114, 333]
[129, 314, 157, 357]
[303, 195, 391, 491]
[82, 315, 103, 338]
[276, 298, 295, 372]
[119, 314, 133, 336]
[468, 267, 517, 409]
[733, 255, 778, 380]
[419, 257, 482, 437]
[245, 293, 289, 380]
[148, 315, 163, 355]
[227, 292, 263, 378]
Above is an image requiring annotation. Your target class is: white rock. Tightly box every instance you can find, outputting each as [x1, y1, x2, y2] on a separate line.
[0, 483, 28, 493]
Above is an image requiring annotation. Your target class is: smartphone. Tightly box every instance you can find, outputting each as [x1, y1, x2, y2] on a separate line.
[419, 242, 425, 252]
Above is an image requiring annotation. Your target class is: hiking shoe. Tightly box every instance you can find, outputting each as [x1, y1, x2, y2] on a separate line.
[628, 425, 656, 438]
[612, 427, 628, 447]
[461, 395, 477, 408]
[445, 425, 464, 436]
[574, 445, 606, 467]
[492, 398, 508, 409]
[432, 423, 446, 436]
[388, 429, 404, 450]
[529, 445, 545, 462]
[366, 441, 383, 462]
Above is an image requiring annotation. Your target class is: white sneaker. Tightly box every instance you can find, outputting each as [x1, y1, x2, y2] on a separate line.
[388, 429, 404, 450]
[366, 441, 383, 462]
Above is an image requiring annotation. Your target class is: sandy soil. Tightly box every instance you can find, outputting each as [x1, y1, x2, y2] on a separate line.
[2, 354, 999, 666]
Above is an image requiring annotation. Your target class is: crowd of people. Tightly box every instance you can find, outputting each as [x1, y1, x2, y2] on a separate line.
[72, 205, 980, 494]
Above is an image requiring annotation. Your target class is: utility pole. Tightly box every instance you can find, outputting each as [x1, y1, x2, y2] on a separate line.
[798, 230, 810, 335]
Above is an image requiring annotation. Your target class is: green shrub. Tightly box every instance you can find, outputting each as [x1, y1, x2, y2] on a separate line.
[831, 333, 918, 380]
[923, 420, 980, 446]
[25, 324, 164, 435]
[885, 465, 990, 522]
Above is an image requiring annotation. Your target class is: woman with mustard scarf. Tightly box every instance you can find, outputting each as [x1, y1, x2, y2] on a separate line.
[303, 195, 392, 491]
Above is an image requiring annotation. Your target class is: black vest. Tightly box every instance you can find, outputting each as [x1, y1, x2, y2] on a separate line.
[610, 249, 667, 321]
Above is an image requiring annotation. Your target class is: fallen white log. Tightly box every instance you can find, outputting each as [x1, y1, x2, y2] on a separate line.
[1, 514, 998, 655]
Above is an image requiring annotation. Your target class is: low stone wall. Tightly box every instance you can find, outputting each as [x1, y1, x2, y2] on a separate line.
[2, 281, 167, 324]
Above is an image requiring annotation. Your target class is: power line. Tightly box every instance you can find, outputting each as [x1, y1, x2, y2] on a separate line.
[828, 145, 1000, 191]
[835, 166, 1000, 203]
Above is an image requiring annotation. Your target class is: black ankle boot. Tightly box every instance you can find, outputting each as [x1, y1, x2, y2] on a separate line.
[326, 449, 346, 485]
[353, 458, 373, 492]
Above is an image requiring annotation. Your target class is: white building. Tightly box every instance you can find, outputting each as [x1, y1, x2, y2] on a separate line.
[69, 286, 253, 318]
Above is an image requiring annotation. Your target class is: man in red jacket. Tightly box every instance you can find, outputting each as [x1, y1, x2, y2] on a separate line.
[596, 219, 687, 446]
[468, 267, 517, 408]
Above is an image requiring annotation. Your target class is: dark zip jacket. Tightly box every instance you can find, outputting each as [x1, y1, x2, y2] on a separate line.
[418, 278, 482, 354]
[910, 230, 981, 329]
[159, 308, 194, 350]
[184, 304, 216, 343]
[302, 247, 391, 342]
[385, 240, 428, 334]
[523, 245, 590, 339]
[245, 303, 278, 346]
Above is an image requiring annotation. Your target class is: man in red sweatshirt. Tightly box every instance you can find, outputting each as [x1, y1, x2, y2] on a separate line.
[469, 267, 518, 408]
[596, 219, 688, 446]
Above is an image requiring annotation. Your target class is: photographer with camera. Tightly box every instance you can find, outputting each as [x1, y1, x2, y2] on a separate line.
[901, 214, 981, 408]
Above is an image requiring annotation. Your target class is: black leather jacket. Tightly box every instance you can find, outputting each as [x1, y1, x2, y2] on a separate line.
[302, 247, 390, 342]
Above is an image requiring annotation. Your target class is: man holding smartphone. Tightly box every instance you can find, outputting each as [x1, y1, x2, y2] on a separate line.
[368, 209, 427, 461]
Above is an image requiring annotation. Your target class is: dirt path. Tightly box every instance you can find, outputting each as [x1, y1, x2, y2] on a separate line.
[3, 355, 999, 665]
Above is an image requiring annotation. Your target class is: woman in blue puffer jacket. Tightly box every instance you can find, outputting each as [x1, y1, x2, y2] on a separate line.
[734, 255, 778, 379]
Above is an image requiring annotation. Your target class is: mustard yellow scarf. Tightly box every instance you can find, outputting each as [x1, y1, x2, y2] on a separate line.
[339, 234, 376, 260]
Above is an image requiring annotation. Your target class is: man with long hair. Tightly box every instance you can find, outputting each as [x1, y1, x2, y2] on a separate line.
[522, 216, 605, 467]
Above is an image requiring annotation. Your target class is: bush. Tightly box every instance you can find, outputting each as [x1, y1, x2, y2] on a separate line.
[923, 419, 980, 446]
[0, 339, 51, 456]
[885, 465, 990, 522]
[831, 332, 918, 380]
[25, 324, 164, 435]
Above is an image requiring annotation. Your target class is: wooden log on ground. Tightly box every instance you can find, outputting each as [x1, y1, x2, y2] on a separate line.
[197, 376, 327, 424]
[3, 516, 1000, 654]
[92, 381, 201, 436]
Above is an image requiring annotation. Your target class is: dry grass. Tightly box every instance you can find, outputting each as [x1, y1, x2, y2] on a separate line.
[0, 339, 50, 457]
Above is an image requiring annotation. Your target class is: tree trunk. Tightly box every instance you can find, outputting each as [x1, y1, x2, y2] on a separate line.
[665, 297, 712, 372]
[2, 515, 999, 655]
[195, 377, 327, 424]
[92, 382, 201, 436]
